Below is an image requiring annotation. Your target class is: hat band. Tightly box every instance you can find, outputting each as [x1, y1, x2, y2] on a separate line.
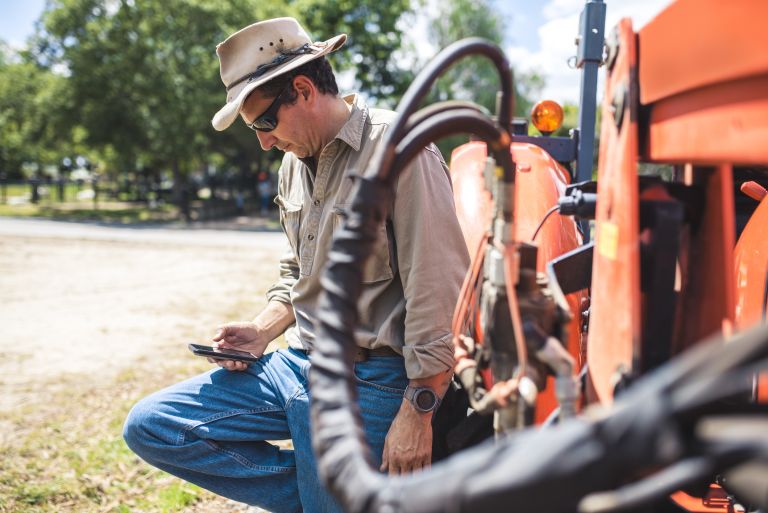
[226, 43, 316, 92]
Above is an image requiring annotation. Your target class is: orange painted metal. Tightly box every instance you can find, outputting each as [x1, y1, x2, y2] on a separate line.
[758, 372, 768, 404]
[587, 18, 640, 406]
[449, 141, 585, 422]
[674, 166, 736, 353]
[638, 0, 768, 105]
[671, 486, 734, 513]
[450, 142, 494, 256]
[740, 181, 767, 202]
[511, 143, 586, 423]
[734, 194, 768, 328]
[644, 74, 768, 165]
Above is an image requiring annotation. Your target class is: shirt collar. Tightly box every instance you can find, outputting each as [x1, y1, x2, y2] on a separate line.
[334, 93, 368, 152]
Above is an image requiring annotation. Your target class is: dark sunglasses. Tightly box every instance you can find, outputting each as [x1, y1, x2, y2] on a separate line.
[246, 87, 291, 133]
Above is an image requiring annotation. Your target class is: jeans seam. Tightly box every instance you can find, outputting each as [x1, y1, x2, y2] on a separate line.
[201, 440, 294, 473]
[284, 384, 307, 410]
[177, 407, 284, 446]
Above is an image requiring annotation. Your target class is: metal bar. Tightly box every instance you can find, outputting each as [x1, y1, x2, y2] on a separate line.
[575, 0, 606, 186]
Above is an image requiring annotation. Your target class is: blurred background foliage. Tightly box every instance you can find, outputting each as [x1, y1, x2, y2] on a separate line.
[0, 0, 554, 221]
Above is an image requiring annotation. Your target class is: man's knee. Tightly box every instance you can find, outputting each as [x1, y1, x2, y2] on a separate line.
[122, 393, 171, 460]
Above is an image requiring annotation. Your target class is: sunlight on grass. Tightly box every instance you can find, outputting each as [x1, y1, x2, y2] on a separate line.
[0, 358, 219, 513]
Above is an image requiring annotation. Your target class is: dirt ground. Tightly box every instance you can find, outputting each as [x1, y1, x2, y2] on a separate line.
[0, 218, 285, 512]
[0, 218, 284, 413]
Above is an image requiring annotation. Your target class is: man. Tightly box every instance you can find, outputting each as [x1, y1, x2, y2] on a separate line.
[123, 17, 469, 513]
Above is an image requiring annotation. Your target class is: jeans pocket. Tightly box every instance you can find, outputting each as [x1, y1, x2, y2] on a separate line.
[353, 359, 407, 395]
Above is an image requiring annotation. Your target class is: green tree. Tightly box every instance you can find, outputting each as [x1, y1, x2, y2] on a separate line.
[29, 0, 416, 219]
[418, 0, 542, 157]
[33, 0, 251, 217]
[295, 0, 414, 104]
[0, 45, 73, 180]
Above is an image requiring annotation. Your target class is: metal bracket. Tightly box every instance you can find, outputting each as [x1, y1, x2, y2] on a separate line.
[611, 83, 628, 129]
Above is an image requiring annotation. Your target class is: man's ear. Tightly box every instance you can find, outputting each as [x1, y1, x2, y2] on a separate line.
[293, 75, 314, 102]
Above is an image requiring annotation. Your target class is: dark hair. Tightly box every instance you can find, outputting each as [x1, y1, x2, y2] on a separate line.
[258, 56, 339, 104]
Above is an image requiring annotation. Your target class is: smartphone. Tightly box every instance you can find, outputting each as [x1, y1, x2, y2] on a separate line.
[188, 343, 261, 363]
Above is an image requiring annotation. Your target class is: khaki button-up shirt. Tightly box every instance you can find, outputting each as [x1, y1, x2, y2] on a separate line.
[266, 94, 469, 379]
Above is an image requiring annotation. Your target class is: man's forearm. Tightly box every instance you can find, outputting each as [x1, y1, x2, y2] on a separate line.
[253, 300, 295, 343]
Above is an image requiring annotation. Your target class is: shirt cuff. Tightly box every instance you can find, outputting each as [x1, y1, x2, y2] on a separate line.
[402, 333, 455, 379]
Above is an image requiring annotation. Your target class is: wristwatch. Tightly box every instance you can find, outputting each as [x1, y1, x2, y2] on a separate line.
[403, 385, 441, 413]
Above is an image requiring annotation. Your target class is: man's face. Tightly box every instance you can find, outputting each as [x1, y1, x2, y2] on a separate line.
[241, 86, 313, 158]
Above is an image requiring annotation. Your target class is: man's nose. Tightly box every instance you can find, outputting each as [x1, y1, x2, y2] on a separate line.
[256, 131, 276, 151]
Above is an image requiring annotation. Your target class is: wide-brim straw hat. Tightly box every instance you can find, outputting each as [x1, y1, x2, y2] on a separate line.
[212, 17, 346, 131]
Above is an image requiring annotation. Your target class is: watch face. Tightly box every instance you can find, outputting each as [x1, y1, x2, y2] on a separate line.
[414, 389, 437, 411]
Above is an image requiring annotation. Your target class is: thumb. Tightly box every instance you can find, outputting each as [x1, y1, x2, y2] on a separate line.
[212, 326, 230, 342]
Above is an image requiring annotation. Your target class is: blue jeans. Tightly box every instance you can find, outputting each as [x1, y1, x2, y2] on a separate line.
[123, 349, 406, 513]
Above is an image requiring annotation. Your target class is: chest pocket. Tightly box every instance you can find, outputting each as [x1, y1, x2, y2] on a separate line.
[333, 205, 395, 284]
[276, 195, 303, 258]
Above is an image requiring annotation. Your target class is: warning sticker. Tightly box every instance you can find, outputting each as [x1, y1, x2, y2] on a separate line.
[597, 221, 619, 260]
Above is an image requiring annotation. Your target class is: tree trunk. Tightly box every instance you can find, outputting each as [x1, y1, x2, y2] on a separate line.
[172, 160, 191, 222]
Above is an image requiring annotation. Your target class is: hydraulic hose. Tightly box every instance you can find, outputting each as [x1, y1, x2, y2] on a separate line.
[401, 100, 489, 140]
[368, 38, 513, 182]
[310, 114, 514, 509]
[392, 108, 512, 175]
[309, 38, 514, 512]
[312, 281, 768, 513]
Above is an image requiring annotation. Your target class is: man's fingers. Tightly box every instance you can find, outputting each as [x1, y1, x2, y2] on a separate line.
[380, 438, 390, 472]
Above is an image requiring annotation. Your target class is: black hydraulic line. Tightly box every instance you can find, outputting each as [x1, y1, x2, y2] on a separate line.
[531, 205, 561, 241]
[310, 175, 391, 512]
[579, 443, 761, 513]
[400, 101, 489, 139]
[391, 109, 513, 175]
[309, 39, 515, 511]
[369, 38, 513, 182]
[307, 29, 768, 513]
[312, 279, 768, 513]
[309, 113, 513, 511]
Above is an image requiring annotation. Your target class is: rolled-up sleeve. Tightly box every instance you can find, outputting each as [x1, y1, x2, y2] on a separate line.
[266, 242, 299, 304]
[393, 145, 470, 379]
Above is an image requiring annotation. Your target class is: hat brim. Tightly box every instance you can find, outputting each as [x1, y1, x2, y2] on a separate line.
[212, 33, 347, 131]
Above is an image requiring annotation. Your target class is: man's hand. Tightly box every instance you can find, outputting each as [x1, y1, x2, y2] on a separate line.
[380, 399, 433, 474]
[209, 321, 269, 371]
[209, 300, 296, 372]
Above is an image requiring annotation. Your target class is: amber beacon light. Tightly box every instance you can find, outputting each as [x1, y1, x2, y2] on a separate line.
[531, 100, 564, 135]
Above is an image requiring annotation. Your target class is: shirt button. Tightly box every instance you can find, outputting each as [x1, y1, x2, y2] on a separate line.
[308, 234, 315, 241]
[313, 199, 321, 206]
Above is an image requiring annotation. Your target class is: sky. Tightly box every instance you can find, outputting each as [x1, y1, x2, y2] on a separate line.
[0, 0, 673, 104]
[498, 0, 673, 104]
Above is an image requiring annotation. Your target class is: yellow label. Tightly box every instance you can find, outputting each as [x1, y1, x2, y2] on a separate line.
[597, 221, 619, 260]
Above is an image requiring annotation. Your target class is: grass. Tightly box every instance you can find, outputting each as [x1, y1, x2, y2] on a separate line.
[0, 359, 241, 513]
[0, 340, 287, 513]
[0, 182, 180, 224]
[0, 202, 178, 224]
[0, 222, 285, 512]
[0, 361, 212, 513]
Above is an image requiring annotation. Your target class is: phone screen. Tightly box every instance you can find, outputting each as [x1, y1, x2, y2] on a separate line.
[187, 344, 260, 362]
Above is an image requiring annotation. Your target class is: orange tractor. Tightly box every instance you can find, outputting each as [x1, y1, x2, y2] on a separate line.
[308, 0, 768, 511]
